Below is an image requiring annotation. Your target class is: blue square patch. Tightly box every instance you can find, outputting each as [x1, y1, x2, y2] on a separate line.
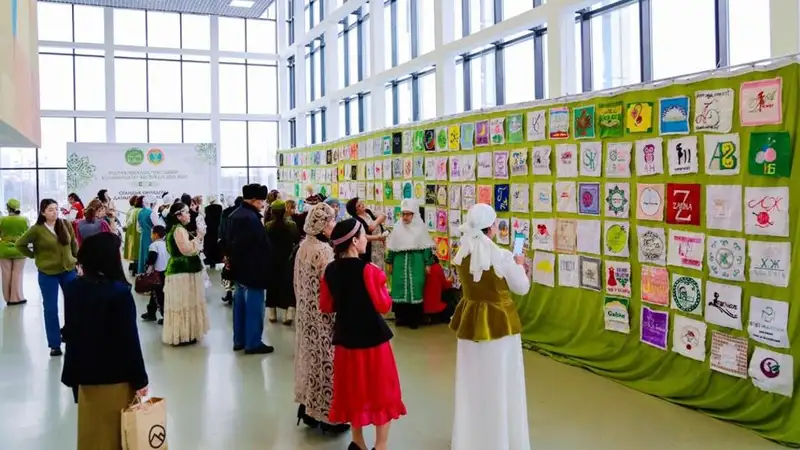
[659, 96, 690, 135]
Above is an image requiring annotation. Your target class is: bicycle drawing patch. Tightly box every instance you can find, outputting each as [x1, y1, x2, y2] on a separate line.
[693, 88, 733, 133]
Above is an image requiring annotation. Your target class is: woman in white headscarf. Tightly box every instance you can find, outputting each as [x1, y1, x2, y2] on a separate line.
[385, 199, 434, 329]
[449, 203, 531, 450]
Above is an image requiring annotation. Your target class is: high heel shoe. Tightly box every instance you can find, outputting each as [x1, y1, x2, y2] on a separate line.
[296, 404, 319, 428]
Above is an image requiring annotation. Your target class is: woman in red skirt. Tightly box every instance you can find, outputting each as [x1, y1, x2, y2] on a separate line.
[320, 218, 406, 450]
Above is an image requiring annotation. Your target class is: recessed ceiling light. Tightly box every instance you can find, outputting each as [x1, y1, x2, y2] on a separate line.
[230, 0, 255, 7]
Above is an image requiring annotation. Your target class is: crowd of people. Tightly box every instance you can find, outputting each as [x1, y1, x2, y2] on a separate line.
[0, 184, 534, 450]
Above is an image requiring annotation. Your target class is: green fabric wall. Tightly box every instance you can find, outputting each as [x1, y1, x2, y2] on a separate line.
[279, 62, 800, 447]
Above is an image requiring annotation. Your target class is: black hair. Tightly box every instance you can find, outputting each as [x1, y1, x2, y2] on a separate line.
[37, 199, 70, 246]
[345, 197, 359, 218]
[68, 193, 83, 204]
[78, 233, 127, 284]
[166, 202, 188, 231]
[152, 225, 167, 238]
[97, 189, 109, 203]
[234, 196, 244, 207]
[331, 218, 363, 259]
[134, 196, 144, 208]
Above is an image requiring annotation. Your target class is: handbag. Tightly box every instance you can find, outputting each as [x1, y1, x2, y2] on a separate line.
[134, 271, 162, 294]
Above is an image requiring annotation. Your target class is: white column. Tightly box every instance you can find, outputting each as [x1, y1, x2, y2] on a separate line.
[770, 0, 800, 57]
[209, 16, 222, 190]
[434, 0, 456, 117]
[277, 1, 290, 151]
[276, 0, 288, 53]
[546, 6, 578, 97]
[294, 46, 308, 147]
[103, 7, 116, 143]
[368, 0, 387, 130]
[294, 0, 306, 43]
[324, 23, 340, 140]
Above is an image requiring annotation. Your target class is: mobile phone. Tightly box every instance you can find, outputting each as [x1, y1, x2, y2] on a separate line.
[512, 233, 525, 256]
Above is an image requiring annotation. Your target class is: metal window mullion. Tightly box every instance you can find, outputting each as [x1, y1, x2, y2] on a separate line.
[309, 47, 316, 101]
[321, 107, 326, 142]
[639, 0, 653, 82]
[410, 0, 419, 58]
[358, 93, 365, 132]
[462, 0, 470, 35]
[533, 28, 544, 99]
[463, 56, 472, 111]
[343, 26, 351, 87]
[411, 74, 420, 121]
[580, 13, 593, 93]
[494, 0, 503, 23]
[356, 15, 365, 81]
[320, 39, 326, 97]
[310, 111, 316, 144]
[392, 82, 399, 125]
[245, 121, 250, 173]
[390, 0, 398, 67]
[715, 0, 730, 68]
[344, 100, 351, 135]
[495, 45, 505, 105]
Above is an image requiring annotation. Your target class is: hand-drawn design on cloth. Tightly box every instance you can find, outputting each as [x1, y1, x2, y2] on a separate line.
[706, 185, 742, 232]
[507, 114, 524, 143]
[740, 77, 783, 126]
[403, 130, 414, 153]
[366, 161, 375, 181]
[392, 181, 402, 201]
[475, 120, 490, 146]
[527, 110, 546, 141]
[549, 107, 570, 139]
[436, 157, 448, 181]
[555, 219, 577, 253]
[423, 129, 436, 151]
[532, 251, 556, 287]
[490, 118, 506, 145]
[604, 297, 631, 334]
[449, 156, 462, 182]
[707, 236, 745, 282]
[476, 152, 493, 178]
[604, 183, 630, 218]
[597, 101, 624, 138]
[382, 159, 392, 181]
[448, 210, 462, 237]
[460, 123, 475, 150]
[667, 229, 705, 270]
[703, 133, 739, 176]
[531, 146, 552, 175]
[424, 207, 436, 231]
[671, 274, 703, 315]
[578, 182, 601, 216]
[579, 141, 602, 177]
[425, 184, 436, 205]
[413, 155, 425, 178]
[705, 281, 742, 330]
[577, 220, 601, 255]
[666, 183, 701, 226]
[532, 183, 553, 213]
[659, 96, 690, 135]
[495, 218, 510, 245]
[605, 260, 631, 298]
[413, 181, 425, 202]
[532, 218, 555, 251]
[392, 132, 403, 154]
[375, 183, 384, 202]
[748, 240, 790, 287]
[694, 88, 734, 133]
[435, 236, 450, 261]
[605, 142, 632, 178]
[635, 138, 664, 176]
[448, 125, 461, 151]
[412, 130, 425, 152]
[667, 136, 698, 175]
[604, 221, 629, 257]
[636, 183, 665, 221]
[436, 209, 448, 233]
[672, 315, 707, 361]
[392, 158, 403, 178]
[494, 151, 509, 179]
[558, 254, 580, 288]
[437, 186, 450, 206]
[476, 184, 492, 205]
[637, 226, 666, 266]
[511, 217, 531, 248]
[510, 149, 529, 176]
[748, 131, 792, 178]
[579, 256, 602, 291]
[574, 105, 596, 139]
[461, 184, 476, 210]
[383, 182, 394, 201]
[748, 297, 790, 349]
[556, 181, 577, 213]
[459, 154, 475, 182]
[448, 185, 462, 209]
[641, 307, 669, 350]
[744, 186, 789, 237]
[710, 331, 748, 378]
[494, 184, 510, 212]
[403, 157, 413, 179]
[510, 183, 529, 213]
[626, 101, 653, 133]
[641, 265, 669, 306]
[556, 144, 579, 178]
[748, 347, 794, 398]
[402, 181, 413, 199]
[436, 127, 448, 151]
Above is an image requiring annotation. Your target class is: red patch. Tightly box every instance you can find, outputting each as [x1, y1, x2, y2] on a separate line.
[666, 183, 701, 226]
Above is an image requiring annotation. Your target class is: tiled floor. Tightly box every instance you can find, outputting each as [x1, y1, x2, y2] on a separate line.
[0, 267, 784, 449]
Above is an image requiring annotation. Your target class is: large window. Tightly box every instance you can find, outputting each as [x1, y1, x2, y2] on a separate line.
[652, 0, 716, 79]
[590, 1, 641, 90]
[503, 37, 536, 103]
[729, 0, 771, 65]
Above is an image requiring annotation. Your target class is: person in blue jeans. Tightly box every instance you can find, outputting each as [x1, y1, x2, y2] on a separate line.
[225, 184, 274, 355]
[16, 199, 79, 357]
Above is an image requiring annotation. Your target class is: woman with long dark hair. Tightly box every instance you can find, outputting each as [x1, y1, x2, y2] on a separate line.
[162, 202, 209, 346]
[62, 193, 85, 221]
[321, 218, 406, 450]
[265, 200, 300, 325]
[75, 199, 111, 246]
[61, 232, 148, 450]
[345, 197, 387, 268]
[0, 199, 29, 305]
[16, 199, 79, 356]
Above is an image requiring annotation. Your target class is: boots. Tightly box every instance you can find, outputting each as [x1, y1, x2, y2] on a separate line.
[267, 307, 278, 323]
[283, 307, 295, 326]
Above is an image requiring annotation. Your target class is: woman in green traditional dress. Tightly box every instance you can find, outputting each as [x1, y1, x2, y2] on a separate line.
[385, 199, 434, 329]
[162, 202, 209, 346]
[123, 196, 142, 275]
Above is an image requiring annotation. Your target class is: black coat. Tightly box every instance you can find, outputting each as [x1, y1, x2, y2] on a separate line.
[226, 203, 272, 290]
[203, 203, 223, 264]
[265, 219, 300, 309]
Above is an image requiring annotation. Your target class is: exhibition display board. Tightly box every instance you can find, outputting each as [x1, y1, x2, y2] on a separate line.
[278, 61, 800, 446]
[67, 142, 219, 216]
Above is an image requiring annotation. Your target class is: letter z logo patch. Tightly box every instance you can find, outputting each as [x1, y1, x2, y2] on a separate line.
[666, 183, 701, 226]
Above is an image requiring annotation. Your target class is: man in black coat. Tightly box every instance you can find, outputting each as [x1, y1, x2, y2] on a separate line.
[218, 196, 243, 304]
[226, 185, 274, 355]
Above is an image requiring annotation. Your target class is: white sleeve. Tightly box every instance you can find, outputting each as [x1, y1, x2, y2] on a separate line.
[493, 250, 531, 296]
[67, 208, 78, 221]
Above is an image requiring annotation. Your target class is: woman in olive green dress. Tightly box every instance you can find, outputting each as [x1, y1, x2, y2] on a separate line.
[0, 199, 29, 305]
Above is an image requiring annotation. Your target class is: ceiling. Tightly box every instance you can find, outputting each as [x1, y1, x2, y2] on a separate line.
[39, 0, 276, 19]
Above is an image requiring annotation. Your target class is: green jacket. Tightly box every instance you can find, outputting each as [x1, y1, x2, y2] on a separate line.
[16, 221, 78, 275]
[0, 215, 30, 259]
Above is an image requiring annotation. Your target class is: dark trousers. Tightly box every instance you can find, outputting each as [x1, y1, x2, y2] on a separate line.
[428, 302, 456, 324]
[145, 272, 165, 316]
[394, 302, 424, 328]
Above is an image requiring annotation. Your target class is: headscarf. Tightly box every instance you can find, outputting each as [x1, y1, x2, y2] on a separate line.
[386, 199, 434, 252]
[270, 200, 286, 211]
[323, 197, 340, 208]
[142, 195, 157, 208]
[304, 203, 335, 236]
[453, 203, 505, 282]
